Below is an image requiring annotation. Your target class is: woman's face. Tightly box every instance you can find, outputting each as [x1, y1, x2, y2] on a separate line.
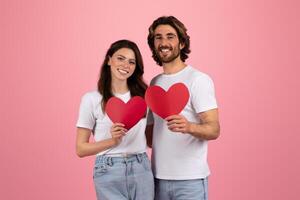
[108, 48, 136, 82]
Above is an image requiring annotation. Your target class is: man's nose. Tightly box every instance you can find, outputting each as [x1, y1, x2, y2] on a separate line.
[160, 37, 168, 45]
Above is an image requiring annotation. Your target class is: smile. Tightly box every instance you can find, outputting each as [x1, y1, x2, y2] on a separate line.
[159, 46, 172, 54]
[117, 68, 129, 75]
[161, 49, 170, 52]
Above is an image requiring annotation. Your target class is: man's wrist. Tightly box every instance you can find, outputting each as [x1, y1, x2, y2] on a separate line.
[188, 122, 196, 135]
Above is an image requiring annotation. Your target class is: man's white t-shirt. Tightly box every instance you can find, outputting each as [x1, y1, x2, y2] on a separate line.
[148, 65, 218, 180]
[77, 91, 147, 156]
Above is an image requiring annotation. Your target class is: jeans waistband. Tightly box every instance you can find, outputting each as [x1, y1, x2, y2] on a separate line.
[95, 152, 148, 166]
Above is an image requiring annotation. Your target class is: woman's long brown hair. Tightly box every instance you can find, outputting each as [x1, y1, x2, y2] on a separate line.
[97, 40, 148, 112]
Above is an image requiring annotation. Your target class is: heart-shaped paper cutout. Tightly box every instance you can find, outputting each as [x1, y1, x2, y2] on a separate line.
[106, 96, 147, 129]
[145, 83, 189, 119]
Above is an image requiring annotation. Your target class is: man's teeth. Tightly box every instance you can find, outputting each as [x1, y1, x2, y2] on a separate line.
[160, 48, 171, 53]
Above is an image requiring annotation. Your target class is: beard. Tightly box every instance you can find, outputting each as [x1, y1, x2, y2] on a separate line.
[155, 44, 181, 64]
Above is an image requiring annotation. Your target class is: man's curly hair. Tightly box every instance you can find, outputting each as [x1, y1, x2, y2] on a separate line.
[147, 16, 191, 66]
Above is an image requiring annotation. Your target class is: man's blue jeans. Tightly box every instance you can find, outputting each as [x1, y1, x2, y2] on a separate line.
[154, 177, 208, 200]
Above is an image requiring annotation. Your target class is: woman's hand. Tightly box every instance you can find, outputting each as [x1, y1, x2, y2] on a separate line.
[110, 123, 127, 145]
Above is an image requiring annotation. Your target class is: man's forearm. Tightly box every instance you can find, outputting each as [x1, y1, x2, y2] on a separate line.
[188, 121, 220, 140]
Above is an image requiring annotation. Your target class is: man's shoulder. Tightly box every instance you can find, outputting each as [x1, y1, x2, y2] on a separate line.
[186, 65, 213, 81]
[149, 73, 163, 85]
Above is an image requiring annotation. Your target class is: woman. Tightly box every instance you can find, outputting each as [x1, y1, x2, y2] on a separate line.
[76, 40, 154, 200]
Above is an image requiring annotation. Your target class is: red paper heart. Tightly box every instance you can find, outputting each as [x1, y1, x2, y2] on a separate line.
[106, 96, 147, 129]
[145, 83, 189, 119]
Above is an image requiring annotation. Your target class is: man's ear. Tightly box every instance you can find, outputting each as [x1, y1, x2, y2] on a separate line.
[180, 42, 185, 50]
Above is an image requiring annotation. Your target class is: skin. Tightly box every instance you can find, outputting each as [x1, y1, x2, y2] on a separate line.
[76, 48, 136, 157]
[146, 25, 220, 147]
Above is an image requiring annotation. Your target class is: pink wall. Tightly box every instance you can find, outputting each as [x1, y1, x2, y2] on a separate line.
[1, 0, 299, 199]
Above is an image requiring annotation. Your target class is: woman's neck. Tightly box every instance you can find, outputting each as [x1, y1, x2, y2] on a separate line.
[111, 79, 129, 94]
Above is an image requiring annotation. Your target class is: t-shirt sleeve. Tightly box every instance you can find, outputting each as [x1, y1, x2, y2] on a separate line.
[76, 93, 96, 130]
[146, 108, 154, 125]
[146, 79, 155, 125]
[191, 74, 218, 113]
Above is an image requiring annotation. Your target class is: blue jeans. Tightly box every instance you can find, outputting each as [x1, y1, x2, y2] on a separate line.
[93, 153, 154, 200]
[154, 178, 208, 200]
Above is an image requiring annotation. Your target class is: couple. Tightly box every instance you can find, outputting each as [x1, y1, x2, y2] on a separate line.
[76, 16, 220, 200]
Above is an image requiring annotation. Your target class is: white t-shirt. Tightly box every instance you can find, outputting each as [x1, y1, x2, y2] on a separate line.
[76, 91, 147, 156]
[147, 65, 218, 180]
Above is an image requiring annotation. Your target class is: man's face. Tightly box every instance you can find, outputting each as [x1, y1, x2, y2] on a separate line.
[153, 24, 184, 64]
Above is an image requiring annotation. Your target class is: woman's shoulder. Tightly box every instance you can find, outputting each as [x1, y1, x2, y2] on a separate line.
[81, 90, 102, 103]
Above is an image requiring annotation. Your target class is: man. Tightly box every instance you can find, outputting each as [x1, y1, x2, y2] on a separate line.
[146, 16, 220, 200]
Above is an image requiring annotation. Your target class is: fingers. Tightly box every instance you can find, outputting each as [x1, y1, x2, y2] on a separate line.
[111, 123, 126, 129]
[168, 123, 186, 130]
[170, 127, 186, 132]
[111, 123, 127, 133]
[113, 123, 125, 127]
[168, 123, 187, 132]
[110, 123, 127, 140]
[165, 115, 188, 133]
[165, 115, 182, 121]
[167, 119, 185, 126]
[111, 126, 127, 133]
[112, 131, 125, 138]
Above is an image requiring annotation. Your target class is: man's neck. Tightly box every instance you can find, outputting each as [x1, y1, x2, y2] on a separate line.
[162, 58, 187, 75]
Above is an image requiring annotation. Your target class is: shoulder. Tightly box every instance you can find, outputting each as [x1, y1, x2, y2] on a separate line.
[150, 73, 163, 85]
[80, 90, 102, 104]
[186, 66, 211, 79]
[187, 66, 214, 84]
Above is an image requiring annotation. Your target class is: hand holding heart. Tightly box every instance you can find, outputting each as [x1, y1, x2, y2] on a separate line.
[166, 115, 192, 133]
[106, 96, 147, 130]
[106, 83, 190, 131]
[145, 83, 190, 119]
[110, 123, 128, 145]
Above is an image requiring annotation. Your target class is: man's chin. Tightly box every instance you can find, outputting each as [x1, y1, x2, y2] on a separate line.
[160, 57, 176, 64]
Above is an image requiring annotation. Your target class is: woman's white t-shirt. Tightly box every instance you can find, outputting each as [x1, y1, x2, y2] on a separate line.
[76, 91, 147, 156]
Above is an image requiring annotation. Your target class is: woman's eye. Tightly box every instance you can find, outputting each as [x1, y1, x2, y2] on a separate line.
[117, 57, 125, 61]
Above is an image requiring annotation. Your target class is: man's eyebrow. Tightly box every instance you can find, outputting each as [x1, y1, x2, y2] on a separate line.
[166, 33, 177, 36]
[154, 33, 177, 37]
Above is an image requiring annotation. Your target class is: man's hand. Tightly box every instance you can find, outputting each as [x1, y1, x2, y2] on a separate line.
[165, 109, 220, 140]
[166, 115, 192, 133]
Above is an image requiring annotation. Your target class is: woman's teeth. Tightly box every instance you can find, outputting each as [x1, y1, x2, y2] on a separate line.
[117, 69, 129, 74]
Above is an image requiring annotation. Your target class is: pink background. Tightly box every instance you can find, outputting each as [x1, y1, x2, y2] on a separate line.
[1, 0, 300, 199]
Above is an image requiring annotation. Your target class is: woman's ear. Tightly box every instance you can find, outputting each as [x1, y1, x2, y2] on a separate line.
[107, 56, 112, 66]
